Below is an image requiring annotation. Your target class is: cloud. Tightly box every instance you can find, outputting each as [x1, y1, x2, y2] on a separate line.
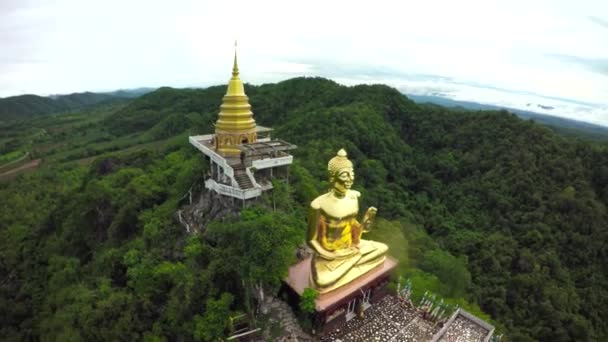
[284, 59, 456, 85]
[0, 0, 41, 13]
[0, 57, 46, 64]
[549, 54, 608, 77]
[588, 16, 608, 30]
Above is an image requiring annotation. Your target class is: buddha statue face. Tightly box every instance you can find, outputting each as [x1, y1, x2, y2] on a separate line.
[333, 168, 354, 194]
[328, 149, 354, 195]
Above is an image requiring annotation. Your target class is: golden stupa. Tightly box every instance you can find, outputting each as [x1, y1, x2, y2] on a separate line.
[214, 46, 257, 156]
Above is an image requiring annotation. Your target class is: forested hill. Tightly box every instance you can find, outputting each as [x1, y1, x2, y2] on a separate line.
[1, 77, 607, 341]
[0, 90, 150, 122]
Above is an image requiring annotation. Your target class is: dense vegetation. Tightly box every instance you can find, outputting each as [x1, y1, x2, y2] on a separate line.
[0, 89, 153, 123]
[1, 77, 607, 341]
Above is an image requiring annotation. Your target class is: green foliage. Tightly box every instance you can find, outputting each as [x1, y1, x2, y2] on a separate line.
[207, 208, 302, 289]
[365, 219, 411, 269]
[104, 87, 222, 136]
[420, 250, 471, 297]
[299, 288, 318, 314]
[0, 150, 24, 164]
[193, 293, 233, 342]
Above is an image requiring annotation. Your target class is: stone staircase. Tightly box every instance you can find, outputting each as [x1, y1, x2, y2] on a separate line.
[233, 165, 254, 189]
[258, 296, 313, 341]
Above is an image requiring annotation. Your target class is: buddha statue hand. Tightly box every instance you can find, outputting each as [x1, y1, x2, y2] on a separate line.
[361, 207, 377, 233]
[329, 246, 359, 259]
[309, 239, 358, 260]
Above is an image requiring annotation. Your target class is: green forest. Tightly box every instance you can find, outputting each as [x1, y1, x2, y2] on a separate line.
[1, 77, 607, 341]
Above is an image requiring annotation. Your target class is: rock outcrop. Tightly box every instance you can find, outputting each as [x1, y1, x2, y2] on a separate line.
[176, 183, 242, 234]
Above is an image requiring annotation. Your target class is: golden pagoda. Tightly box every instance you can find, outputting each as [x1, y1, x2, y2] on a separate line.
[214, 47, 257, 156]
[189, 44, 296, 201]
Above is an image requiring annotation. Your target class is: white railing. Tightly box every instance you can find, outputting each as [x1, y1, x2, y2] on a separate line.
[245, 167, 262, 189]
[431, 309, 495, 342]
[252, 155, 293, 169]
[205, 179, 261, 200]
[191, 134, 288, 200]
[459, 309, 495, 342]
[189, 135, 234, 178]
[431, 309, 460, 342]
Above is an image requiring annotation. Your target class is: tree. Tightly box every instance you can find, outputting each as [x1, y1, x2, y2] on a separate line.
[193, 293, 233, 341]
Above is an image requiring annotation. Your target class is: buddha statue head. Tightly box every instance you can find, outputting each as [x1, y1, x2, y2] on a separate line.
[328, 149, 354, 195]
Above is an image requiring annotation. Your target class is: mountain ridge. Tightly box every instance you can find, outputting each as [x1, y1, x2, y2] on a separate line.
[407, 94, 608, 141]
[0, 88, 156, 123]
[3, 82, 606, 142]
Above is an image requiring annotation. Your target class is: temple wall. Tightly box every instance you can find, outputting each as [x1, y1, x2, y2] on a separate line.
[313, 273, 392, 335]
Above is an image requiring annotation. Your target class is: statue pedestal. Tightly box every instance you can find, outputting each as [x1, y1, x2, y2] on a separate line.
[283, 255, 398, 335]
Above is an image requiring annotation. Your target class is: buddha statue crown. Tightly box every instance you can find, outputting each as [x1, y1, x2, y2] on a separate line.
[328, 149, 353, 179]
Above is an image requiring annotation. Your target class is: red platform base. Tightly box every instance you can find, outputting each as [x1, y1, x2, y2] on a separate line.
[284, 255, 398, 335]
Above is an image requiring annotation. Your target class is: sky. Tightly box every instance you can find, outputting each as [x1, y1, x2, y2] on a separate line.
[1, 0, 607, 126]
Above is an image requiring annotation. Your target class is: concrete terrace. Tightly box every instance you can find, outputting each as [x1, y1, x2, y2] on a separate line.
[319, 295, 493, 342]
[320, 296, 438, 341]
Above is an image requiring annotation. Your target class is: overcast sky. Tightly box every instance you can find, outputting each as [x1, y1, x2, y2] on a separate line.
[1, 0, 607, 125]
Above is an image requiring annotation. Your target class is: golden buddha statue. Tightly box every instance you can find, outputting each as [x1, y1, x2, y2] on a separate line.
[308, 149, 388, 293]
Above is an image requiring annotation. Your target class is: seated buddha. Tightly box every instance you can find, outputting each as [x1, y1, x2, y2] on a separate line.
[308, 149, 388, 293]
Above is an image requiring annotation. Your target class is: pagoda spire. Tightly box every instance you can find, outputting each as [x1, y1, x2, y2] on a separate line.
[232, 41, 239, 77]
[225, 41, 246, 97]
[214, 42, 257, 156]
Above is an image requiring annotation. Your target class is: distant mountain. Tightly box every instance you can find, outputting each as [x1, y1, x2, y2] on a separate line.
[103, 87, 157, 98]
[0, 88, 155, 123]
[406, 94, 608, 141]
